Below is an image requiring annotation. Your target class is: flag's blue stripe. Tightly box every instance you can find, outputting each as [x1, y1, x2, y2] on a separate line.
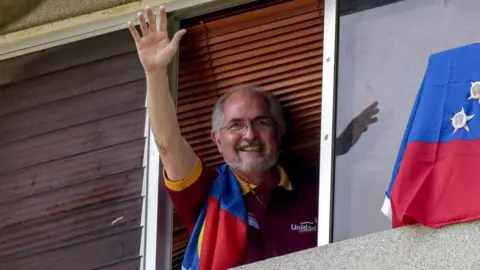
[387, 43, 480, 198]
[408, 43, 480, 144]
[387, 72, 427, 198]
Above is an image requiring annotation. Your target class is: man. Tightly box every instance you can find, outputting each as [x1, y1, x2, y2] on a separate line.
[128, 6, 378, 270]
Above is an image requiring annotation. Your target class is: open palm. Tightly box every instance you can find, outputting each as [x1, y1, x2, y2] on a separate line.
[336, 101, 379, 156]
[128, 6, 186, 72]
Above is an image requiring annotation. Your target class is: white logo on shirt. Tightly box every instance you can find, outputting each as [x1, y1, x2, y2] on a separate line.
[290, 221, 317, 233]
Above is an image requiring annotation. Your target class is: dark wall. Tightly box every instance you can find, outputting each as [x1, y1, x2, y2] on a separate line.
[340, 0, 404, 15]
[0, 29, 146, 270]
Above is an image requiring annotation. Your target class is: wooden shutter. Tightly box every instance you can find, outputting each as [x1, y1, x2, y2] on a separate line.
[0, 30, 145, 270]
[173, 0, 324, 268]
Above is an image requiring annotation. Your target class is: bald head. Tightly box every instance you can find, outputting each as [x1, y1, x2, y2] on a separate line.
[211, 84, 285, 137]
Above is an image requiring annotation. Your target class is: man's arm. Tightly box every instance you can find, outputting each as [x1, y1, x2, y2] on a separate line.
[128, 6, 196, 180]
[145, 71, 197, 180]
[128, 6, 216, 228]
[335, 101, 379, 156]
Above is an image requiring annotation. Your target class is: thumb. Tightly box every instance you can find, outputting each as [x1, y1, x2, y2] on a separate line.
[169, 29, 186, 50]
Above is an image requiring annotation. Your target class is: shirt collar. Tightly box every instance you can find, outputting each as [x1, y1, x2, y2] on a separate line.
[233, 166, 293, 195]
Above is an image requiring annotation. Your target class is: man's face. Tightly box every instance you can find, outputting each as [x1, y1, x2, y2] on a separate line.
[212, 91, 282, 173]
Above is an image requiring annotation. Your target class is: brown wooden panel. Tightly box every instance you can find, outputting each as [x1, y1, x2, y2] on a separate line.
[0, 80, 146, 145]
[0, 109, 146, 174]
[0, 228, 142, 270]
[0, 29, 137, 86]
[0, 139, 144, 204]
[0, 198, 142, 260]
[92, 257, 141, 270]
[0, 52, 144, 116]
[0, 20, 146, 270]
[0, 168, 143, 228]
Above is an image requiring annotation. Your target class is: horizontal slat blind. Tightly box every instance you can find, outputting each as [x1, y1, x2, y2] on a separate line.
[172, 0, 324, 268]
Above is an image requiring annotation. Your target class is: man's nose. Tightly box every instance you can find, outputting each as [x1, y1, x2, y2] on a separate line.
[243, 124, 257, 140]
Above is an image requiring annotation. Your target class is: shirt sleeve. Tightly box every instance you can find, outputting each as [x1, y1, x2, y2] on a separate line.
[163, 157, 217, 231]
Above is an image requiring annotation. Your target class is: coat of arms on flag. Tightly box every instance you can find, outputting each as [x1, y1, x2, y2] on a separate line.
[382, 43, 480, 228]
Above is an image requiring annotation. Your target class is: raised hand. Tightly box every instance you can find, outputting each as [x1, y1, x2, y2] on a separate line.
[127, 6, 186, 73]
[336, 101, 379, 156]
[126, 6, 197, 182]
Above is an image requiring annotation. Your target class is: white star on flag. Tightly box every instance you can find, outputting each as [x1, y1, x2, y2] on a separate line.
[469, 81, 480, 103]
[451, 107, 474, 133]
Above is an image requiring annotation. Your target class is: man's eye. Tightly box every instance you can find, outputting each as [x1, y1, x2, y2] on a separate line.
[229, 123, 244, 130]
[258, 119, 272, 126]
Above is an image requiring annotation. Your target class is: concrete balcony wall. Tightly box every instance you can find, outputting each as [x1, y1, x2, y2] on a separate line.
[237, 221, 480, 269]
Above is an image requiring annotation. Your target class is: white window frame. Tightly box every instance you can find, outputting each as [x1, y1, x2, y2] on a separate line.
[318, 0, 339, 247]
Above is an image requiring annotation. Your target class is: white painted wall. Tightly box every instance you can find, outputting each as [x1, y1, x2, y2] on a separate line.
[334, 0, 480, 241]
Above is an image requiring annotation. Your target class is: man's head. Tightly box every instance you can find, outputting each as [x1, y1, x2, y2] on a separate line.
[211, 84, 286, 173]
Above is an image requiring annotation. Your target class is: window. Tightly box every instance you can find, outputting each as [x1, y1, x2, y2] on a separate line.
[169, 0, 324, 267]
[333, 0, 480, 241]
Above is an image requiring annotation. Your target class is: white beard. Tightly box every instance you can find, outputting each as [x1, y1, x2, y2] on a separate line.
[225, 153, 278, 173]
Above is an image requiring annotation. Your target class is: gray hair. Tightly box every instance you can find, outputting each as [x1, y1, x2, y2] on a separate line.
[211, 84, 286, 136]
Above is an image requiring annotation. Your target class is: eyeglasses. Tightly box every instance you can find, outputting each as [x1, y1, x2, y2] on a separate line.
[221, 117, 275, 133]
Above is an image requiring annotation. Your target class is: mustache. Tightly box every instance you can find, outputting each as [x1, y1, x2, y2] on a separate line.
[236, 140, 264, 150]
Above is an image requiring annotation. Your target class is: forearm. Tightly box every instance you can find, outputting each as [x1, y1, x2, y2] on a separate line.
[335, 137, 347, 156]
[146, 71, 197, 181]
[146, 71, 179, 145]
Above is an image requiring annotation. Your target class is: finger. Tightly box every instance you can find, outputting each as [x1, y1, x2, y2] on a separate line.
[145, 6, 157, 32]
[360, 107, 379, 119]
[365, 117, 378, 125]
[168, 29, 187, 51]
[368, 107, 380, 116]
[127, 22, 141, 43]
[137, 12, 149, 37]
[159, 6, 168, 32]
[364, 101, 379, 112]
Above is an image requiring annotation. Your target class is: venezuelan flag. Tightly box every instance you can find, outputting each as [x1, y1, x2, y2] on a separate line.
[383, 43, 480, 228]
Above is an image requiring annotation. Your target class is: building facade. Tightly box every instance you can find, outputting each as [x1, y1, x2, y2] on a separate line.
[2, 0, 480, 269]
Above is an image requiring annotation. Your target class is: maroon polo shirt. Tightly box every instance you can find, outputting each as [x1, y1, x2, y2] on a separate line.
[164, 157, 319, 267]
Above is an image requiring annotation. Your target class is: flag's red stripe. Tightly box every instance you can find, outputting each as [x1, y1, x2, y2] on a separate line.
[391, 140, 480, 228]
[200, 197, 247, 270]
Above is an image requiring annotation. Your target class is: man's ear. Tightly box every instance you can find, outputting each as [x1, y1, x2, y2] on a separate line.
[211, 130, 222, 153]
